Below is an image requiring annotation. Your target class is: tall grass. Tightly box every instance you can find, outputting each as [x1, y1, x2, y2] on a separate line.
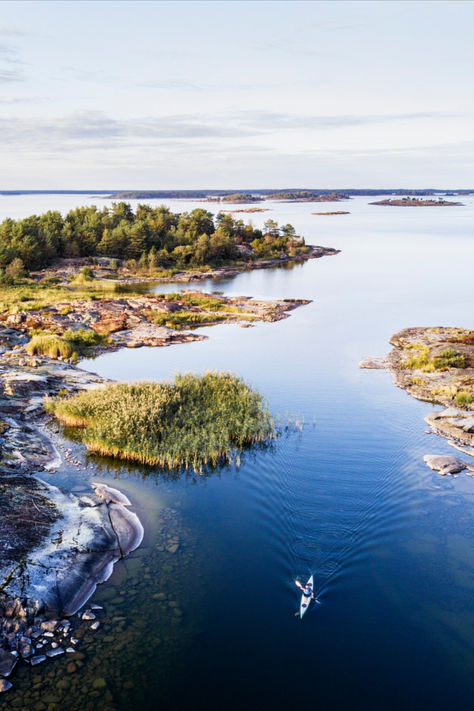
[157, 292, 225, 311]
[45, 372, 275, 471]
[27, 328, 108, 360]
[150, 311, 226, 329]
[0, 280, 146, 314]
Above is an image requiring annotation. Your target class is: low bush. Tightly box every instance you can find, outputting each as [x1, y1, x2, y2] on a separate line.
[432, 349, 466, 370]
[454, 391, 474, 406]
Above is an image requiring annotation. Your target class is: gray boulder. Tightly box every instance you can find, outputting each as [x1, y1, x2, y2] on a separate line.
[423, 455, 467, 475]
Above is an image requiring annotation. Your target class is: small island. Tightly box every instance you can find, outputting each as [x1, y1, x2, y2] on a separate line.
[369, 197, 463, 206]
[311, 211, 350, 215]
[222, 207, 270, 214]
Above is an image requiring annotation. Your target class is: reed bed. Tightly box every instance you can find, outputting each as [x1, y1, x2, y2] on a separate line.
[45, 372, 275, 471]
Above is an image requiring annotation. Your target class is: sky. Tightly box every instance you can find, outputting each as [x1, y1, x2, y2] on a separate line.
[0, 0, 473, 189]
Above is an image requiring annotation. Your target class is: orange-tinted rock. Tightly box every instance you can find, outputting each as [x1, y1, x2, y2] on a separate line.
[91, 315, 128, 335]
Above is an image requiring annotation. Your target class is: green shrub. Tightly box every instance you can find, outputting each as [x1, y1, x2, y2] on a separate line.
[454, 391, 474, 406]
[45, 372, 275, 471]
[433, 349, 466, 370]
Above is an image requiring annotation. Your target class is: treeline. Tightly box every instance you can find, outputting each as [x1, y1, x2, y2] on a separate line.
[0, 203, 306, 273]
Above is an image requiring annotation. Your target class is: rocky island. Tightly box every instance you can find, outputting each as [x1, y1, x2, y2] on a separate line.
[265, 191, 350, 202]
[311, 211, 350, 215]
[369, 197, 463, 206]
[361, 327, 474, 475]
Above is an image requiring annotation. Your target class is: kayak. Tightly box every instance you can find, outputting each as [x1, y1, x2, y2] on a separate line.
[299, 574, 313, 619]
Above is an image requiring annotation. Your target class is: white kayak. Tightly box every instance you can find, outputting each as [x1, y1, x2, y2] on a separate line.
[299, 574, 313, 619]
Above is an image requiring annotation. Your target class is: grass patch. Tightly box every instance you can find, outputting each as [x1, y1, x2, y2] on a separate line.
[27, 328, 108, 360]
[157, 292, 226, 311]
[403, 344, 434, 371]
[45, 372, 275, 471]
[454, 391, 474, 406]
[403, 344, 466, 372]
[150, 311, 226, 330]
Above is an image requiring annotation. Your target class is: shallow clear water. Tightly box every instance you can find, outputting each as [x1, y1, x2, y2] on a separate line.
[1, 195, 473, 710]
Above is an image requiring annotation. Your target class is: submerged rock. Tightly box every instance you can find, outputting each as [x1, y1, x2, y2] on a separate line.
[46, 647, 64, 657]
[0, 679, 12, 693]
[81, 610, 96, 621]
[0, 649, 17, 676]
[91, 482, 131, 506]
[30, 654, 47, 666]
[108, 503, 144, 556]
[423, 455, 468, 475]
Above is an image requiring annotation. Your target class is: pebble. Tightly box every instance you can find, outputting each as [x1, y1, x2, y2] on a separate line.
[30, 655, 47, 666]
[0, 679, 12, 693]
[90, 621, 100, 631]
[66, 647, 76, 654]
[81, 610, 96, 621]
[46, 647, 65, 658]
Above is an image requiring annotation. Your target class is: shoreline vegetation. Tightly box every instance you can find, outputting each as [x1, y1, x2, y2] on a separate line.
[45, 372, 275, 471]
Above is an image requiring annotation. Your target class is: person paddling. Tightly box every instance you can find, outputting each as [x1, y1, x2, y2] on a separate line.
[295, 580, 314, 600]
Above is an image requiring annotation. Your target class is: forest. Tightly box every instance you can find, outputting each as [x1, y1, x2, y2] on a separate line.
[0, 203, 307, 276]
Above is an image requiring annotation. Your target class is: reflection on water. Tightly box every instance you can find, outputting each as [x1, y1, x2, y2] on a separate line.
[1, 195, 473, 710]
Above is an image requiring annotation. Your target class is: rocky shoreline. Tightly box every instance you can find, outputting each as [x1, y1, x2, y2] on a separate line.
[0, 336, 146, 693]
[361, 327, 474, 475]
[128, 244, 340, 283]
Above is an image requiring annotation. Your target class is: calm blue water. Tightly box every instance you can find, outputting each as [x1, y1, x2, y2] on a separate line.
[2, 195, 474, 709]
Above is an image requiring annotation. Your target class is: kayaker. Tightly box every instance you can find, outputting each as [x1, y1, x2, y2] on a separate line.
[295, 580, 314, 599]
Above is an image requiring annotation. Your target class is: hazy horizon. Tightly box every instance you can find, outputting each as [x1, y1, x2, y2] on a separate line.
[1, 0, 473, 188]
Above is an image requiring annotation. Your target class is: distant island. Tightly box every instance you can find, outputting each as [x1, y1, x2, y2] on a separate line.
[2, 188, 473, 198]
[205, 193, 264, 204]
[312, 211, 350, 215]
[265, 191, 350, 202]
[222, 208, 270, 214]
[370, 197, 464, 206]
